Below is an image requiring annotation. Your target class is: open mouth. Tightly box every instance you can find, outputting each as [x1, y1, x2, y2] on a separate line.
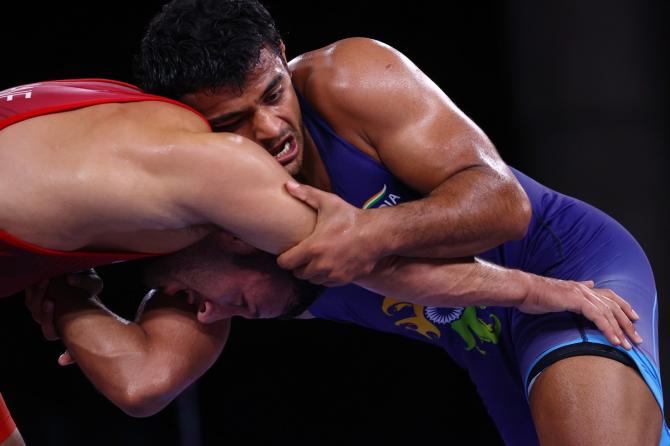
[270, 135, 298, 165]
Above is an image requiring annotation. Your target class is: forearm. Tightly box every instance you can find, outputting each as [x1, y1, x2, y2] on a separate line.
[367, 167, 531, 258]
[53, 285, 227, 417]
[54, 294, 156, 414]
[356, 256, 531, 308]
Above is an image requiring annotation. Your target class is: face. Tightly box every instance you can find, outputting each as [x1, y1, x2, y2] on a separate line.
[145, 233, 300, 323]
[181, 46, 306, 176]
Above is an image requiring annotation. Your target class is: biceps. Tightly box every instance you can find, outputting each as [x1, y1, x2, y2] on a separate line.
[376, 107, 505, 193]
[140, 295, 231, 382]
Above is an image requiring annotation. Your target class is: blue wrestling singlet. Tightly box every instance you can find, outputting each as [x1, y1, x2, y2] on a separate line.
[296, 91, 669, 445]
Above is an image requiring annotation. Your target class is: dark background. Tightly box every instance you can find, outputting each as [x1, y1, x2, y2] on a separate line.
[0, 1, 667, 444]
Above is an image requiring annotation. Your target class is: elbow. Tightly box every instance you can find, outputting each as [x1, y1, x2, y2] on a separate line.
[508, 198, 532, 240]
[107, 375, 178, 418]
[113, 388, 171, 418]
[502, 180, 532, 241]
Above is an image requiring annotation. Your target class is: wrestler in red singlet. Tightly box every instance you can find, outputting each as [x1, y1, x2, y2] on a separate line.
[0, 79, 209, 298]
[0, 79, 208, 439]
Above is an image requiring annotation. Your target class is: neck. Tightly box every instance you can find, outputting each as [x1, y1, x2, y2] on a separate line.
[297, 126, 332, 192]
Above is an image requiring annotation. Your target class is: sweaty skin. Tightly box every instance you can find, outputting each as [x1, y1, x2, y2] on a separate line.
[2, 75, 635, 418]
[0, 100, 313, 255]
[181, 39, 532, 285]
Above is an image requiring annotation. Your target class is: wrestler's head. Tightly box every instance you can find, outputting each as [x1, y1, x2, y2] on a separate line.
[137, 0, 306, 175]
[143, 232, 320, 322]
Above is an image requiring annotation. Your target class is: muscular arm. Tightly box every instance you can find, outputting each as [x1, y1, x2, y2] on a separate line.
[49, 124, 635, 412]
[163, 131, 638, 343]
[294, 38, 531, 259]
[50, 279, 229, 417]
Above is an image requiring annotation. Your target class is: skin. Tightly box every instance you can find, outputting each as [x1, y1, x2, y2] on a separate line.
[530, 356, 662, 445]
[1, 52, 646, 426]
[180, 39, 532, 285]
[180, 38, 662, 442]
[36, 231, 639, 418]
[0, 100, 312, 256]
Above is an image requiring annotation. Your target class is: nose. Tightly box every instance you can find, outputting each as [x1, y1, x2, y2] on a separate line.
[252, 108, 282, 142]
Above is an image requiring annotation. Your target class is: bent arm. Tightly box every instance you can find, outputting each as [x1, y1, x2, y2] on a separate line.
[309, 38, 531, 258]
[51, 280, 229, 417]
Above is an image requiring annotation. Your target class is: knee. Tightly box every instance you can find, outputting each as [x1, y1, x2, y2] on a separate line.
[529, 355, 661, 446]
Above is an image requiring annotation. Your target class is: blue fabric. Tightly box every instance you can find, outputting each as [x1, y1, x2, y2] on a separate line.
[297, 91, 667, 445]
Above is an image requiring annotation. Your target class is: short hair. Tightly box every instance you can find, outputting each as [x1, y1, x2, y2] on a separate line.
[135, 0, 282, 98]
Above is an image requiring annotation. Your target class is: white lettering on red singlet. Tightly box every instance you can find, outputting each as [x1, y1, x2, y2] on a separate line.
[0, 84, 38, 102]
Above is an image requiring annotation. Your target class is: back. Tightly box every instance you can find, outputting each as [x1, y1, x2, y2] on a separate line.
[0, 79, 211, 296]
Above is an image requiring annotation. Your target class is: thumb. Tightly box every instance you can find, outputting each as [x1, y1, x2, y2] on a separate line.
[58, 351, 75, 366]
[285, 180, 324, 211]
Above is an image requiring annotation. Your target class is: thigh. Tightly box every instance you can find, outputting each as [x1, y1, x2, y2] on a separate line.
[529, 355, 661, 446]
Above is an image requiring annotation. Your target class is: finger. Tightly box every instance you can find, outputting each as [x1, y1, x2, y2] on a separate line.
[291, 264, 319, 282]
[598, 287, 640, 321]
[67, 274, 104, 296]
[285, 181, 331, 211]
[589, 290, 634, 348]
[579, 280, 595, 288]
[581, 298, 621, 347]
[25, 280, 49, 321]
[277, 246, 310, 270]
[58, 351, 75, 366]
[611, 302, 642, 345]
[40, 299, 59, 341]
[592, 294, 630, 349]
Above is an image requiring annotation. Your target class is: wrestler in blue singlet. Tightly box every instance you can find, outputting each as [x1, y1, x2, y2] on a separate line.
[297, 92, 669, 445]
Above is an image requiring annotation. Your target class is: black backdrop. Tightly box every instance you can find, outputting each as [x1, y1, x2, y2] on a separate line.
[0, 1, 667, 444]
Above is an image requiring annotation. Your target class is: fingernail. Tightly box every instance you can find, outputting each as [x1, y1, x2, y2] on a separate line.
[635, 331, 643, 343]
[613, 336, 621, 345]
[623, 339, 632, 350]
[632, 309, 640, 320]
[286, 180, 299, 189]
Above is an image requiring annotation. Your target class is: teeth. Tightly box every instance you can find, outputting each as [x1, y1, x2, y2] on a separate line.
[275, 141, 291, 158]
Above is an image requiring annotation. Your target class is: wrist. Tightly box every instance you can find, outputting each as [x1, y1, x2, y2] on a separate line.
[508, 269, 536, 308]
[358, 208, 397, 258]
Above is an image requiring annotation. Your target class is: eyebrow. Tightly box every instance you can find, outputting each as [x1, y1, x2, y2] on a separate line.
[208, 74, 284, 127]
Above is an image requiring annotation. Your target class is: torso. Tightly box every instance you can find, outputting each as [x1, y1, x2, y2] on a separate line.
[0, 81, 212, 253]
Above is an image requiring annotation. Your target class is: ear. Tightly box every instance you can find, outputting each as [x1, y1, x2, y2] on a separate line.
[197, 299, 216, 324]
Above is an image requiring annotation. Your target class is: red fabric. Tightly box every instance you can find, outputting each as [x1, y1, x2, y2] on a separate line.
[0, 78, 210, 131]
[0, 79, 209, 297]
[0, 394, 16, 442]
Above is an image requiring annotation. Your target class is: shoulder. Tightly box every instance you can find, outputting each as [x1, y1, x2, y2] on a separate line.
[290, 37, 413, 103]
[289, 38, 434, 146]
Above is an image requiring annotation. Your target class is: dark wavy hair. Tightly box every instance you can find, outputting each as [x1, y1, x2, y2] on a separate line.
[135, 0, 282, 98]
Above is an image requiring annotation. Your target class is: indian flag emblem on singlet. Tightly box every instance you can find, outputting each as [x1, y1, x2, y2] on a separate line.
[424, 306, 464, 324]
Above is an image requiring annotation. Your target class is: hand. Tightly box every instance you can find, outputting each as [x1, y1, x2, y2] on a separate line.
[520, 276, 642, 350]
[25, 280, 57, 340]
[24, 270, 104, 342]
[277, 181, 382, 286]
[58, 351, 76, 366]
